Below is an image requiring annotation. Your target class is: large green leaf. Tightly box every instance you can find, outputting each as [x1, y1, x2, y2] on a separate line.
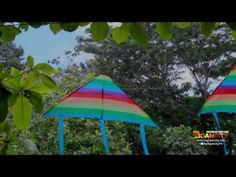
[8, 93, 19, 112]
[232, 31, 236, 39]
[2, 68, 23, 92]
[0, 72, 8, 80]
[0, 26, 21, 42]
[11, 67, 22, 76]
[27, 56, 34, 69]
[129, 23, 148, 46]
[21, 71, 37, 90]
[29, 83, 53, 95]
[28, 23, 41, 28]
[50, 23, 62, 34]
[0, 63, 4, 72]
[34, 63, 55, 76]
[90, 22, 109, 41]
[0, 64, 8, 80]
[200, 22, 216, 36]
[227, 22, 236, 31]
[112, 23, 130, 44]
[37, 73, 57, 89]
[1, 144, 9, 155]
[0, 87, 10, 123]
[0, 73, 8, 81]
[175, 22, 191, 29]
[60, 23, 79, 32]
[0, 99, 8, 123]
[8, 93, 32, 131]
[156, 22, 173, 40]
[19, 23, 29, 31]
[25, 90, 43, 113]
[28, 22, 48, 28]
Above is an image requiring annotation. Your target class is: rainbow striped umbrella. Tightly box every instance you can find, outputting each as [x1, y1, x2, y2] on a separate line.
[44, 75, 157, 155]
[198, 65, 236, 155]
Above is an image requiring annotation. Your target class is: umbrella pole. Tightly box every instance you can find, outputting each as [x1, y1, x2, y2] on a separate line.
[100, 119, 110, 155]
[213, 112, 221, 129]
[58, 116, 64, 155]
[140, 124, 149, 155]
[212, 112, 229, 155]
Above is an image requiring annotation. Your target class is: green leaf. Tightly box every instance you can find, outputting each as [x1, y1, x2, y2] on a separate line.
[0, 88, 10, 123]
[60, 23, 79, 32]
[19, 23, 29, 31]
[37, 73, 57, 89]
[0, 63, 8, 80]
[2, 68, 23, 92]
[11, 67, 22, 76]
[50, 23, 62, 34]
[112, 23, 130, 44]
[79, 22, 90, 26]
[28, 23, 41, 28]
[3, 122, 11, 135]
[200, 22, 216, 36]
[27, 56, 34, 69]
[21, 71, 37, 89]
[227, 22, 236, 31]
[2, 78, 20, 93]
[1, 144, 8, 155]
[0, 100, 8, 123]
[8, 93, 18, 109]
[0, 123, 4, 131]
[129, 23, 148, 46]
[28, 22, 48, 28]
[175, 22, 191, 29]
[232, 31, 236, 39]
[8, 93, 32, 131]
[29, 83, 52, 95]
[0, 26, 21, 42]
[90, 22, 109, 41]
[0, 63, 4, 72]
[34, 63, 55, 76]
[156, 22, 173, 40]
[0, 72, 8, 80]
[25, 90, 43, 113]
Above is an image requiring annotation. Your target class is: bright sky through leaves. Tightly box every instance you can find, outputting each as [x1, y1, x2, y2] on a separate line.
[14, 25, 92, 66]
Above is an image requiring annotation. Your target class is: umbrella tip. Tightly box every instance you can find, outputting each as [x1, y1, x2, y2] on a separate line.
[97, 74, 112, 80]
[233, 65, 236, 71]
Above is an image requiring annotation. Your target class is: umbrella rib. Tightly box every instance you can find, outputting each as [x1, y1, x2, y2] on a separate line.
[100, 80, 110, 154]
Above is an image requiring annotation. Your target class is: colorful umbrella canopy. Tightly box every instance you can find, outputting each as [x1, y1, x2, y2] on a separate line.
[198, 65, 236, 155]
[44, 75, 157, 155]
[199, 66, 236, 114]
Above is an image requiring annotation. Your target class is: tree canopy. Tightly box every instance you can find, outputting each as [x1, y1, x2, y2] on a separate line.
[1, 22, 236, 46]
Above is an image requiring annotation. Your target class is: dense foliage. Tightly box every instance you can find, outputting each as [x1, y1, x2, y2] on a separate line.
[1, 22, 236, 46]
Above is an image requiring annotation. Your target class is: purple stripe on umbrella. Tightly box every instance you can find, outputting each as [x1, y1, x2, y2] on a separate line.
[219, 85, 236, 89]
[76, 87, 128, 97]
[77, 87, 102, 93]
[104, 90, 127, 97]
